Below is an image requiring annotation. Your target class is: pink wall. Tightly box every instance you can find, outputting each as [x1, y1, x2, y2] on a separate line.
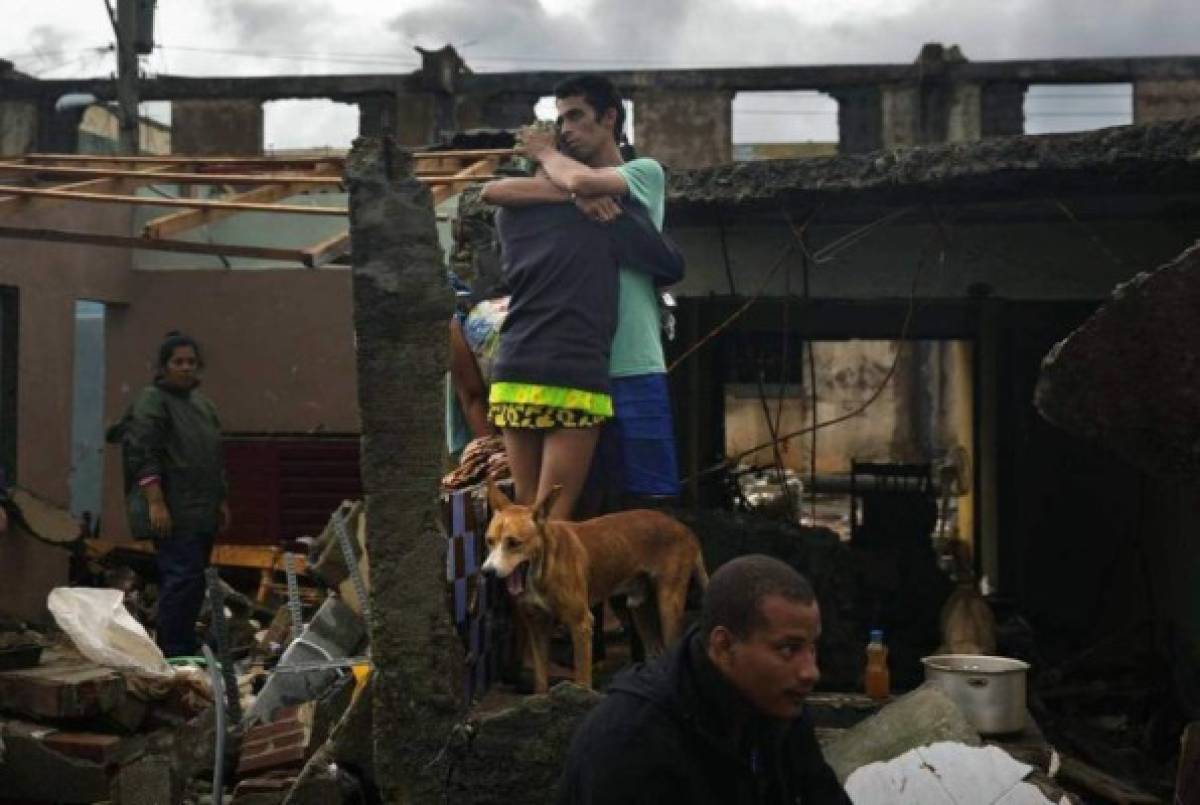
[0, 201, 133, 620]
[102, 268, 359, 537]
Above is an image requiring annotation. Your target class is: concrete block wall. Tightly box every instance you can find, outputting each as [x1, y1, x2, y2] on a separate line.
[633, 88, 733, 169]
[171, 99, 263, 155]
[1134, 79, 1200, 124]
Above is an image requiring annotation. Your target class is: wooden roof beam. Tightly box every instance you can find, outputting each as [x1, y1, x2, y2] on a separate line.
[143, 164, 344, 239]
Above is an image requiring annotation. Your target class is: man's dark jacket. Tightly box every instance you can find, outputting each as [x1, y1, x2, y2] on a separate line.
[558, 626, 852, 804]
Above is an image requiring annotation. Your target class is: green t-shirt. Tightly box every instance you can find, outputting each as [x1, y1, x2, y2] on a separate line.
[611, 158, 667, 377]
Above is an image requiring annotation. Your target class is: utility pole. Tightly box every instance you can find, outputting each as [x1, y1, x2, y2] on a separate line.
[114, 0, 140, 154]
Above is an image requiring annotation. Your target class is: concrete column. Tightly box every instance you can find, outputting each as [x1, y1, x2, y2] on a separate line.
[881, 85, 922, 147]
[1134, 79, 1200, 124]
[831, 86, 882, 155]
[394, 93, 439, 147]
[980, 82, 1026, 137]
[171, 99, 262, 155]
[1, 101, 39, 155]
[356, 94, 398, 138]
[632, 89, 733, 169]
[945, 83, 982, 143]
[881, 81, 985, 147]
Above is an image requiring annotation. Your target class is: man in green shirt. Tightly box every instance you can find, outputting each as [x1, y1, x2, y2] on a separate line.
[514, 75, 681, 506]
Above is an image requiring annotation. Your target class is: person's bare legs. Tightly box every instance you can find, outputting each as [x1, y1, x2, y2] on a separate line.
[536, 426, 601, 520]
[502, 428, 543, 505]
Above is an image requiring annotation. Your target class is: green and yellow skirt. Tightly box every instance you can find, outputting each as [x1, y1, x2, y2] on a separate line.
[488, 381, 612, 429]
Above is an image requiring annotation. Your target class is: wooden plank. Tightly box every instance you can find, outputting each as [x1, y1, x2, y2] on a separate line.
[142, 163, 344, 239]
[301, 230, 351, 268]
[0, 162, 348, 187]
[23, 147, 513, 162]
[87, 538, 308, 573]
[431, 157, 498, 205]
[23, 152, 346, 166]
[0, 184, 348, 215]
[0, 224, 313, 264]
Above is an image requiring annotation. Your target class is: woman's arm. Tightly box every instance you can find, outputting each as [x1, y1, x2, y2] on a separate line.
[449, 317, 495, 439]
[481, 174, 573, 207]
[124, 389, 173, 536]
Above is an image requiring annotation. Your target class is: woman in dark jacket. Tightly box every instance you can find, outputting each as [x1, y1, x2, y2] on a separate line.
[118, 332, 228, 658]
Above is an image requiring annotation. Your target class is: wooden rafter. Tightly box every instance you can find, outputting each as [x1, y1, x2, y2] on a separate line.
[431, 157, 500, 205]
[3, 147, 512, 266]
[22, 148, 515, 163]
[142, 163, 344, 239]
[302, 230, 351, 268]
[0, 184, 348, 215]
[0, 163, 348, 186]
[0, 163, 184, 218]
[0, 224, 326, 265]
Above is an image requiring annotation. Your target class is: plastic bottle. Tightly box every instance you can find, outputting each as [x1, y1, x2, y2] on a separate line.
[864, 628, 890, 701]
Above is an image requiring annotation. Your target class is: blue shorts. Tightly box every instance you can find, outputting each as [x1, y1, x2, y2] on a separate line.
[591, 373, 680, 497]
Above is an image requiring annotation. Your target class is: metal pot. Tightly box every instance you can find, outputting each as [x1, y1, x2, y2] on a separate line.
[921, 654, 1030, 735]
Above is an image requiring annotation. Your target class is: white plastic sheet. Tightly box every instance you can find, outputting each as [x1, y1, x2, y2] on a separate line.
[47, 587, 174, 679]
[845, 742, 1065, 805]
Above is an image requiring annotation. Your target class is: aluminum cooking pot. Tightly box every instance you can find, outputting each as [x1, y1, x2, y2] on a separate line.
[921, 654, 1030, 735]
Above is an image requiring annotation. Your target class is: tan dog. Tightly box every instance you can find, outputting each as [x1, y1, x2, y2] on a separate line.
[938, 539, 997, 655]
[484, 483, 708, 693]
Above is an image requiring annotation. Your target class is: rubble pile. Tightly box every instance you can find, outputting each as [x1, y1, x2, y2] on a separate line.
[0, 496, 375, 805]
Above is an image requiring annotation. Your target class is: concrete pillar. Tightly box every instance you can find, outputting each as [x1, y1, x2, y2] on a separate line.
[632, 89, 733, 169]
[1, 101, 38, 155]
[1134, 79, 1200, 124]
[356, 94, 398, 139]
[394, 94, 439, 147]
[945, 83, 982, 143]
[831, 86, 882, 154]
[171, 99, 262, 155]
[881, 85, 922, 147]
[980, 82, 1026, 137]
[881, 81, 986, 147]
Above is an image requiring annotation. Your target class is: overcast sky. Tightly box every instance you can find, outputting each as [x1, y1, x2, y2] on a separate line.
[3, 0, 1198, 148]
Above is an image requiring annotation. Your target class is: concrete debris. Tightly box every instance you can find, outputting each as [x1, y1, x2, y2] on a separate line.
[822, 682, 981, 783]
[1036, 240, 1200, 476]
[307, 501, 370, 617]
[243, 596, 365, 727]
[283, 675, 376, 805]
[443, 683, 602, 804]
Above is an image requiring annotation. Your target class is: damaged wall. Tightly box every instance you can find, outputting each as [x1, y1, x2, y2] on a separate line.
[0, 200, 133, 619]
[725, 340, 973, 475]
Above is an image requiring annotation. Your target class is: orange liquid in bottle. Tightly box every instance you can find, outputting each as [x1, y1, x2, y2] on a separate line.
[865, 629, 890, 701]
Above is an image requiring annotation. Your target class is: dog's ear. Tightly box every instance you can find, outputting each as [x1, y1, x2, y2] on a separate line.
[532, 485, 563, 525]
[487, 480, 511, 512]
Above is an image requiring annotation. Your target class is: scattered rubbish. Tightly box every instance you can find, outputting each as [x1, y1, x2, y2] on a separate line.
[47, 587, 173, 679]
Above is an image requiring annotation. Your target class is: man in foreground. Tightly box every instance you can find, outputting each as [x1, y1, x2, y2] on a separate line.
[558, 554, 851, 804]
